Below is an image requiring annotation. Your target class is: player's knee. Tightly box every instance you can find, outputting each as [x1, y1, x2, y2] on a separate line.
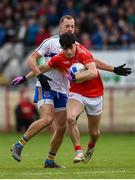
[61, 122, 67, 132]
[41, 117, 53, 127]
[56, 123, 67, 134]
[56, 119, 67, 131]
[89, 129, 100, 138]
[67, 115, 77, 126]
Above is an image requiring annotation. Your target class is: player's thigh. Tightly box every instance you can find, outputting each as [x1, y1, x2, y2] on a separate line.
[85, 96, 103, 130]
[54, 110, 67, 127]
[34, 87, 55, 118]
[39, 103, 55, 119]
[66, 98, 84, 119]
[87, 113, 102, 131]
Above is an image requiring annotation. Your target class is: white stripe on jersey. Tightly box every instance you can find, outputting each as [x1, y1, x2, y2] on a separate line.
[35, 35, 69, 95]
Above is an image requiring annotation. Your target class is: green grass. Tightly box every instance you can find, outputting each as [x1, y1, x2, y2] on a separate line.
[0, 132, 135, 179]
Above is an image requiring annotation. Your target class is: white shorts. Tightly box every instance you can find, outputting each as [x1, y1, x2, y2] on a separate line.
[68, 92, 103, 115]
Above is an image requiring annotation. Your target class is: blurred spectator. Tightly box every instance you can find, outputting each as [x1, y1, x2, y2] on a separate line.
[126, 6, 135, 25]
[0, 73, 9, 86]
[5, 20, 16, 43]
[25, 18, 40, 46]
[37, 0, 49, 17]
[0, 23, 6, 46]
[81, 33, 92, 49]
[17, 19, 27, 43]
[15, 89, 39, 132]
[46, 4, 59, 27]
[62, 0, 80, 17]
[79, 11, 97, 35]
[81, 0, 96, 13]
[35, 25, 51, 46]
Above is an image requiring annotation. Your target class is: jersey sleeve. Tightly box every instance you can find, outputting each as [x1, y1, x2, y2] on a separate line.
[80, 53, 94, 65]
[47, 55, 59, 68]
[35, 39, 50, 56]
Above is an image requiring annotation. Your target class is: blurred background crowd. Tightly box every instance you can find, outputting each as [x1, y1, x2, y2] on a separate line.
[0, 0, 135, 86]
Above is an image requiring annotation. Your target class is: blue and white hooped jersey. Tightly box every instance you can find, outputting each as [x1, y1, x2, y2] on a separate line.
[35, 35, 69, 95]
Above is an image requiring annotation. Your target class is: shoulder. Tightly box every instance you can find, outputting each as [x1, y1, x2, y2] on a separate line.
[52, 52, 63, 60]
[76, 45, 87, 56]
[41, 35, 59, 45]
[50, 53, 63, 65]
[36, 35, 60, 53]
[76, 44, 94, 63]
[77, 44, 90, 54]
[77, 44, 93, 57]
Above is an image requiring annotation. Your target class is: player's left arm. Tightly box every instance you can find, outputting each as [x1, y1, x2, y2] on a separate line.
[94, 58, 132, 76]
[94, 59, 113, 72]
[75, 62, 98, 82]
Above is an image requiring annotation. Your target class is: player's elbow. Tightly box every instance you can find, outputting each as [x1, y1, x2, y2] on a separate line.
[27, 55, 33, 68]
[94, 70, 98, 78]
[27, 52, 38, 67]
[88, 69, 98, 80]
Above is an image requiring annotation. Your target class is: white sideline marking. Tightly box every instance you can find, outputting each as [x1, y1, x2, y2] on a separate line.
[1, 169, 134, 177]
[18, 169, 132, 176]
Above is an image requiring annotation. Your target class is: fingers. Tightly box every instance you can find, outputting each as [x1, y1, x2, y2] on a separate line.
[121, 64, 126, 68]
[124, 68, 132, 74]
[42, 74, 52, 81]
[12, 80, 17, 85]
[121, 69, 132, 76]
[126, 71, 132, 75]
[47, 77, 52, 81]
[12, 81, 17, 85]
[124, 67, 131, 70]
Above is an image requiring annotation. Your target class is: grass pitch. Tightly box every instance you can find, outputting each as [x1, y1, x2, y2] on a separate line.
[0, 132, 135, 179]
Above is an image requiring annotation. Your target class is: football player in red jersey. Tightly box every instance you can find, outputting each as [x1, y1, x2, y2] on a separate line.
[47, 32, 103, 163]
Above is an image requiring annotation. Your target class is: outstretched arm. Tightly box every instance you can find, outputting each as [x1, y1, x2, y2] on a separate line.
[25, 64, 52, 79]
[94, 59, 114, 72]
[94, 58, 132, 76]
[12, 63, 52, 85]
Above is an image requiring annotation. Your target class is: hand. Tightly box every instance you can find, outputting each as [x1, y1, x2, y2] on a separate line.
[12, 76, 27, 85]
[37, 74, 52, 91]
[67, 69, 76, 82]
[113, 64, 132, 76]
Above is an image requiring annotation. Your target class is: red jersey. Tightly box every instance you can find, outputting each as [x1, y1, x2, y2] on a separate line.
[48, 43, 104, 97]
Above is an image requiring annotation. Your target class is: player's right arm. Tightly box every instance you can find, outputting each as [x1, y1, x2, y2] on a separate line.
[12, 39, 53, 90]
[12, 51, 41, 85]
[27, 51, 42, 76]
[25, 64, 50, 78]
[12, 63, 52, 85]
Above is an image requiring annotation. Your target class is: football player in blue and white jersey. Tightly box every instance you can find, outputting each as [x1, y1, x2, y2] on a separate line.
[11, 15, 132, 168]
[11, 15, 75, 168]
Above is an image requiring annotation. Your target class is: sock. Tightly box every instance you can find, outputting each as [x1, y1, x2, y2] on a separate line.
[74, 145, 83, 154]
[88, 142, 95, 149]
[47, 151, 56, 161]
[17, 136, 29, 147]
